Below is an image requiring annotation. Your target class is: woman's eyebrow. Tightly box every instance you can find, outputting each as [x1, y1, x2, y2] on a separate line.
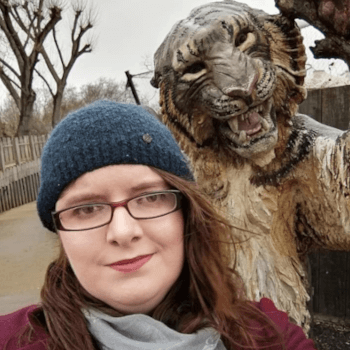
[58, 181, 169, 209]
[129, 181, 170, 192]
[58, 194, 106, 209]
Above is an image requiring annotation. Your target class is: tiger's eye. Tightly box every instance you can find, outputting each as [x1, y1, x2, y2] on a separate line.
[235, 32, 248, 47]
[183, 62, 206, 75]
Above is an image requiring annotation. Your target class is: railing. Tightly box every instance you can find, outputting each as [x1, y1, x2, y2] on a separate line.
[0, 135, 48, 171]
[0, 134, 49, 213]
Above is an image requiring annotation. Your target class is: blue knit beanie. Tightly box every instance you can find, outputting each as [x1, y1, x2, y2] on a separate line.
[37, 101, 193, 232]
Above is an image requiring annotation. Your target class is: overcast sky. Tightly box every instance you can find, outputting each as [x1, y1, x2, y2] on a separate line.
[0, 0, 348, 106]
[66, 0, 277, 84]
[66, 0, 348, 104]
[65, 0, 279, 103]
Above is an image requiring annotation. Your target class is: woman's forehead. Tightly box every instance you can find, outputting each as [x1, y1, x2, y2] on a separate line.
[58, 165, 169, 204]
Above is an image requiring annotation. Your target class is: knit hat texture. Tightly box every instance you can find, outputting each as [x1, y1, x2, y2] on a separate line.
[37, 101, 193, 232]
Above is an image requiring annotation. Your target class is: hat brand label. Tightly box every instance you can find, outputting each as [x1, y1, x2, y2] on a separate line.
[142, 134, 152, 143]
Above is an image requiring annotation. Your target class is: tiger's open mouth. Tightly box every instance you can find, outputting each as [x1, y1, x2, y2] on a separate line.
[220, 98, 275, 147]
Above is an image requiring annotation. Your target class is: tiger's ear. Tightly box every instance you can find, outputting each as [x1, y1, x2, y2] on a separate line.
[150, 73, 161, 88]
[150, 77, 159, 88]
[291, 86, 307, 105]
[272, 14, 296, 32]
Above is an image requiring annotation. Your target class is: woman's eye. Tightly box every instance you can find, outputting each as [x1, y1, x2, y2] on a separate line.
[183, 62, 206, 75]
[146, 194, 161, 202]
[136, 194, 159, 204]
[135, 193, 166, 205]
[73, 205, 101, 216]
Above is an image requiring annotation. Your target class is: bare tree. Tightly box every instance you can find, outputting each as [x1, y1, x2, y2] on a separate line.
[276, 0, 350, 69]
[0, 0, 94, 134]
[80, 77, 135, 105]
[0, 0, 62, 135]
[36, 1, 95, 127]
[41, 78, 137, 125]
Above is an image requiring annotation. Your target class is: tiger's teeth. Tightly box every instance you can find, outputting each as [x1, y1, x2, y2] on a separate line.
[228, 117, 239, 132]
[241, 114, 245, 121]
[261, 118, 270, 130]
[238, 130, 247, 142]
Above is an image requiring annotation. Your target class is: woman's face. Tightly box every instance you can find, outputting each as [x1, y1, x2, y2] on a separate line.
[56, 165, 185, 314]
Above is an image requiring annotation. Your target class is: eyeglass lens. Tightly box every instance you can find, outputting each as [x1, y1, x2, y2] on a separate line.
[58, 192, 178, 231]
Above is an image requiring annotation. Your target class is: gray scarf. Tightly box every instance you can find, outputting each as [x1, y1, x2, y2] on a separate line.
[83, 308, 226, 350]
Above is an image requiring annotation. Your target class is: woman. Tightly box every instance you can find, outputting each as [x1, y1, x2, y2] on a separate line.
[0, 101, 315, 350]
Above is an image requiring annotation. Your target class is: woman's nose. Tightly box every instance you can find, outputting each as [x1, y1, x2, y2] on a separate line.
[106, 206, 144, 246]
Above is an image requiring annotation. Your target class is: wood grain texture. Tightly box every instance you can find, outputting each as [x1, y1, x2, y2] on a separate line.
[152, 1, 350, 333]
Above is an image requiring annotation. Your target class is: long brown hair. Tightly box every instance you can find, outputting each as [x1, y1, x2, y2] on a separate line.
[17, 168, 285, 350]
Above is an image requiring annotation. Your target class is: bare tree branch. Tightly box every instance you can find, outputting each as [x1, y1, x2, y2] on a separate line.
[49, 1, 95, 126]
[0, 56, 21, 80]
[3, 72, 21, 90]
[0, 66, 20, 108]
[35, 0, 45, 32]
[12, 5, 35, 50]
[71, 9, 81, 41]
[52, 25, 65, 68]
[38, 45, 60, 82]
[13, 5, 34, 39]
[77, 43, 92, 56]
[23, 2, 34, 27]
[34, 5, 62, 50]
[0, 3, 27, 70]
[21, 2, 38, 45]
[34, 66, 54, 97]
[275, 0, 350, 69]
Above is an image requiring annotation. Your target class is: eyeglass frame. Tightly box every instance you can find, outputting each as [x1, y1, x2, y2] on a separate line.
[51, 189, 184, 232]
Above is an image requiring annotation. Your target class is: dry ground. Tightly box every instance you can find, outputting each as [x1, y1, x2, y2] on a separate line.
[312, 315, 350, 349]
[0, 202, 59, 315]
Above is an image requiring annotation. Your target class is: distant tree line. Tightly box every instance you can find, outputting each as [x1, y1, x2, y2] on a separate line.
[0, 77, 156, 137]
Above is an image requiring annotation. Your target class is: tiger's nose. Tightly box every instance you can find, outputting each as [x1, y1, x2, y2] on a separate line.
[225, 87, 250, 98]
[223, 73, 258, 98]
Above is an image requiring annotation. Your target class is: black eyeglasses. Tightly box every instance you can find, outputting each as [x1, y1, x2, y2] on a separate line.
[52, 190, 183, 231]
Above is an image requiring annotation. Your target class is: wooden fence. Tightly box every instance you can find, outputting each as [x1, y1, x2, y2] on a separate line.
[0, 135, 48, 213]
[299, 85, 350, 322]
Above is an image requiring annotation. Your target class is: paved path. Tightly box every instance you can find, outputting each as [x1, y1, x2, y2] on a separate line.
[0, 202, 59, 315]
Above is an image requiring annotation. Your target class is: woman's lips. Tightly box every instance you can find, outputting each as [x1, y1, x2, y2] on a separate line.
[109, 254, 153, 273]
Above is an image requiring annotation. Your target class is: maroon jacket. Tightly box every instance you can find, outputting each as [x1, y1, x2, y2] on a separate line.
[0, 298, 316, 349]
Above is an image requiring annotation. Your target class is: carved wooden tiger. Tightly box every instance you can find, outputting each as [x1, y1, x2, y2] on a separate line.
[152, 0, 350, 332]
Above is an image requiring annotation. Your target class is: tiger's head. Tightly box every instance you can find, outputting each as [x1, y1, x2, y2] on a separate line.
[152, 0, 307, 166]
